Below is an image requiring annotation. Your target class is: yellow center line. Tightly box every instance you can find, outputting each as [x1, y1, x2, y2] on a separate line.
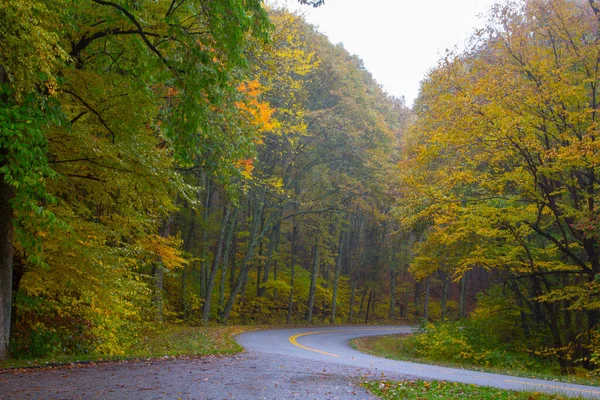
[504, 379, 600, 395]
[288, 328, 406, 358]
[289, 331, 343, 357]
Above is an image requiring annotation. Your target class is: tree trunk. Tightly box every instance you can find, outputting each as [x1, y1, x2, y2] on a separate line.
[255, 214, 265, 297]
[440, 271, 449, 322]
[459, 272, 468, 319]
[423, 277, 430, 322]
[358, 287, 368, 319]
[218, 207, 238, 316]
[228, 238, 237, 298]
[414, 281, 420, 319]
[531, 276, 544, 324]
[348, 282, 357, 323]
[222, 201, 271, 323]
[199, 175, 213, 299]
[389, 270, 396, 320]
[258, 216, 281, 298]
[10, 251, 26, 341]
[0, 160, 14, 360]
[153, 216, 173, 321]
[181, 210, 197, 321]
[365, 289, 373, 323]
[305, 244, 319, 323]
[331, 231, 344, 323]
[202, 205, 231, 324]
[286, 220, 298, 324]
[273, 260, 278, 299]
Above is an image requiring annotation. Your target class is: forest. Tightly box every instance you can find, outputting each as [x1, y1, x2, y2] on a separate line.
[2, 0, 600, 379]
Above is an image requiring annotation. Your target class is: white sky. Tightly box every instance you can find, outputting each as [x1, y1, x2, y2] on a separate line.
[280, 0, 498, 106]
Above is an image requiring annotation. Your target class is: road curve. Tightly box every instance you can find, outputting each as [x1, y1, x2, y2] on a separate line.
[237, 326, 600, 399]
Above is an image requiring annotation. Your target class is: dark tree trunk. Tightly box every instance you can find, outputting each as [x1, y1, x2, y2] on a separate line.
[218, 208, 238, 316]
[222, 201, 271, 323]
[203, 205, 231, 324]
[10, 251, 26, 341]
[348, 282, 357, 323]
[414, 281, 420, 319]
[273, 260, 278, 299]
[229, 238, 237, 297]
[181, 212, 196, 321]
[440, 271, 449, 322]
[258, 215, 281, 298]
[423, 277, 430, 321]
[358, 287, 368, 319]
[459, 272, 468, 319]
[305, 244, 319, 323]
[255, 214, 265, 297]
[199, 176, 213, 299]
[531, 276, 544, 324]
[153, 215, 173, 321]
[331, 231, 344, 323]
[0, 158, 14, 359]
[365, 289, 373, 323]
[286, 220, 298, 324]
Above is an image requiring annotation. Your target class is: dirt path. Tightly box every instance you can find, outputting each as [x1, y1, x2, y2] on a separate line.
[0, 352, 408, 399]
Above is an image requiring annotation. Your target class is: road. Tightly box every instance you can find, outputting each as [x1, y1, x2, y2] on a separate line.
[1, 325, 600, 399]
[238, 326, 600, 398]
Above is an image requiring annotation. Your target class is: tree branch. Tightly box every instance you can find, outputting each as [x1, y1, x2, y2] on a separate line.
[525, 221, 594, 276]
[62, 89, 116, 144]
[91, 0, 170, 67]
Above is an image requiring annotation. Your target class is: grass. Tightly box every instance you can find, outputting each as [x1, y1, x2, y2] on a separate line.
[362, 379, 580, 400]
[0, 324, 259, 370]
[352, 334, 600, 387]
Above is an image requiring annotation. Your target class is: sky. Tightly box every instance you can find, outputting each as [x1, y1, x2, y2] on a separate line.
[280, 0, 498, 105]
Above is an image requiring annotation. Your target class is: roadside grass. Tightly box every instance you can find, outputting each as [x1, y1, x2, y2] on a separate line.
[352, 334, 600, 387]
[0, 324, 258, 370]
[362, 379, 581, 400]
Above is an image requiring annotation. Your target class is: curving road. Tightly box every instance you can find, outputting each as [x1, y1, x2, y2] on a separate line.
[238, 326, 600, 399]
[2, 325, 600, 399]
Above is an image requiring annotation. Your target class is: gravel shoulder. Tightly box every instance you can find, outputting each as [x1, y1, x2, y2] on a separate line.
[0, 351, 411, 400]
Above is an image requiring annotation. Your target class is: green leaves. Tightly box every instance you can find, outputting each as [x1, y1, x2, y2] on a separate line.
[0, 86, 61, 260]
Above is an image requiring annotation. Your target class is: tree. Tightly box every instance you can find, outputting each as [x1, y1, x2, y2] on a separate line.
[401, 0, 600, 372]
[0, 0, 272, 359]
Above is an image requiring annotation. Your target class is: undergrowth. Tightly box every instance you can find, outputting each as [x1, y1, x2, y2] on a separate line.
[0, 324, 259, 369]
[352, 324, 600, 387]
[362, 379, 580, 400]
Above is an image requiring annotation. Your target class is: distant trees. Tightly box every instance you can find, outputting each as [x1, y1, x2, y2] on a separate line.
[168, 9, 410, 326]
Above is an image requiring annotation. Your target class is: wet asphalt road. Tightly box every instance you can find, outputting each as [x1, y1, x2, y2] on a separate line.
[239, 326, 600, 398]
[1, 326, 600, 399]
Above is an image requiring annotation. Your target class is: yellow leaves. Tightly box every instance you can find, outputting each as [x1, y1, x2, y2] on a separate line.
[138, 234, 187, 271]
[401, 0, 600, 288]
[1, 0, 69, 99]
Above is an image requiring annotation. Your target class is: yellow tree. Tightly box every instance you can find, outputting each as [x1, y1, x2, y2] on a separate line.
[402, 0, 600, 371]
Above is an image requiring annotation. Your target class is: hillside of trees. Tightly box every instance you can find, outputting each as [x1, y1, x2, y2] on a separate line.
[3, 0, 600, 377]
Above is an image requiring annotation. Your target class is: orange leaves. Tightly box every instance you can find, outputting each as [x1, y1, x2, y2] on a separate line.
[236, 79, 275, 135]
[165, 86, 179, 98]
[238, 79, 262, 98]
[234, 158, 255, 179]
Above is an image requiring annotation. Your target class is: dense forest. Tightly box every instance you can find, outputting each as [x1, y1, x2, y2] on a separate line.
[3, 0, 600, 377]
